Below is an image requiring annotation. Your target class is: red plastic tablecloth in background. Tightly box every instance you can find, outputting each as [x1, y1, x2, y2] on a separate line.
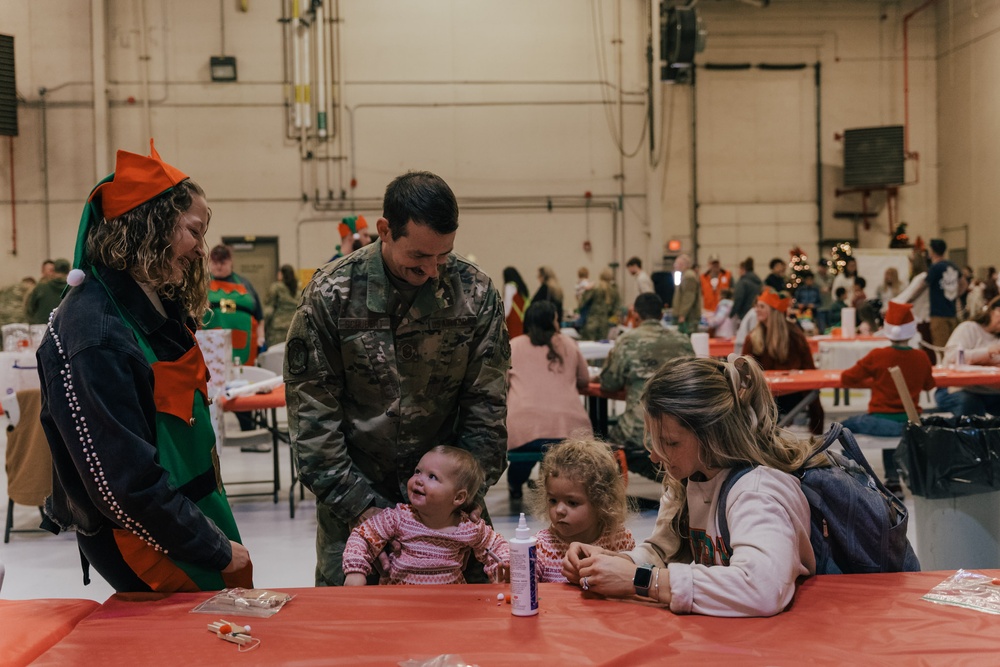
[0, 598, 100, 667]
[28, 571, 1000, 666]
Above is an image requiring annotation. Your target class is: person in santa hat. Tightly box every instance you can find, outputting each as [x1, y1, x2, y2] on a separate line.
[840, 301, 935, 496]
[35, 140, 253, 592]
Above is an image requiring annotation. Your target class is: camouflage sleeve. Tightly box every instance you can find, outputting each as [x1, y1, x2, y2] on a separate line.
[455, 280, 510, 489]
[600, 337, 628, 392]
[284, 278, 384, 524]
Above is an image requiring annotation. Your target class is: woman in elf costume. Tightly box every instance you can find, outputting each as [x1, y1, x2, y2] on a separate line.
[36, 140, 253, 592]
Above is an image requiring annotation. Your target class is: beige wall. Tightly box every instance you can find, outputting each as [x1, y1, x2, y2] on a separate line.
[936, 0, 1000, 274]
[0, 0, 961, 309]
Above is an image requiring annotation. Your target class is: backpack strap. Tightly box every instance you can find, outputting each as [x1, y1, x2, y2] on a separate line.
[716, 465, 754, 559]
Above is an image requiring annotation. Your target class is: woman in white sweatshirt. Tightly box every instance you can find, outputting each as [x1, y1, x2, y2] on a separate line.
[563, 355, 816, 617]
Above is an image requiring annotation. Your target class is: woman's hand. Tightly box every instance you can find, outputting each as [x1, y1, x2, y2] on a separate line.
[575, 553, 642, 598]
[344, 573, 368, 586]
[222, 541, 251, 573]
[562, 542, 606, 583]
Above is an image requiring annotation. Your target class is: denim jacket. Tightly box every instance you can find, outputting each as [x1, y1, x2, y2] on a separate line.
[36, 265, 231, 571]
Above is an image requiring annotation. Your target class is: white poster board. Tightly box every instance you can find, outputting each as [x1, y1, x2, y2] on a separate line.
[850, 249, 912, 296]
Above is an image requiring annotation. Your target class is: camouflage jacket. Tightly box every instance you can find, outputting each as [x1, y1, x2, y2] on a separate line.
[0, 281, 30, 327]
[600, 320, 694, 450]
[284, 241, 510, 524]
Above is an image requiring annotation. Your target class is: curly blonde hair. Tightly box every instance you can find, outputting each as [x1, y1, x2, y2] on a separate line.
[528, 437, 629, 539]
[87, 180, 210, 318]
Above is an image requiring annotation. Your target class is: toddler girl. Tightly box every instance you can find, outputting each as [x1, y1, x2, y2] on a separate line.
[343, 446, 509, 585]
[564, 356, 816, 617]
[528, 438, 634, 583]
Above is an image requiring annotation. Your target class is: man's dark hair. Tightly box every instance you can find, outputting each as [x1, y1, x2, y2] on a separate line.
[799, 270, 814, 279]
[769, 257, 785, 270]
[835, 287, 847, 299]
[930, 238, 947, 256]
[634, 292, 664, 321]
[210, 244, 232, 262]
[744, 257, 755, 272]
[854, 276, 867, 289]
[626, 257, 642, 269]
[383, 171, 459, 240]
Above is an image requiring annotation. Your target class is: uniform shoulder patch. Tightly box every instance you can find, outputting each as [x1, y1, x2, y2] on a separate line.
[286, 337, 309, 375]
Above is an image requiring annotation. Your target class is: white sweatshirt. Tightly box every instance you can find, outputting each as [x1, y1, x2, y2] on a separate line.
[626, 466, 815, 617]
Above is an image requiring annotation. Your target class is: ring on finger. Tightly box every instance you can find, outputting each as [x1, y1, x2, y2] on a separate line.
[581, 576, 590, 591]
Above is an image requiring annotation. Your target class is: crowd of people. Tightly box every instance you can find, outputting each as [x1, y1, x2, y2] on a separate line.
[12, 141, 1000, 621]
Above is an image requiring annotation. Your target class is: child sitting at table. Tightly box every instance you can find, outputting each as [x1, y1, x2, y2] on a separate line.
[342, 446, 510, 585]
[563, 356, 816, 617]
[527, 438, 635, 583]
[840, 302, 936, 496]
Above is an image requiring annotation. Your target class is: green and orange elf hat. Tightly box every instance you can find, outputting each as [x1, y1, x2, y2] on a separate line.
[68, 139, 188, 286]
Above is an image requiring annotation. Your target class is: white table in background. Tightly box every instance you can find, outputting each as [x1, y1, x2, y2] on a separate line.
[0, 350, 39, 399]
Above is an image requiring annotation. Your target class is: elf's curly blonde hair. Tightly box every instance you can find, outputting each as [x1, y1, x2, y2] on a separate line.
[88, 179, 210, 318]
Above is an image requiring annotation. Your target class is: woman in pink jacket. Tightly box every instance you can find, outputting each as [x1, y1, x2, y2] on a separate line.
[506, 300, 593, 499]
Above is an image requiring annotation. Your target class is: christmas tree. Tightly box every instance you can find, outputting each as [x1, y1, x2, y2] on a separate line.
[830, 241, 854, 276]
[787, 246, 810, 291]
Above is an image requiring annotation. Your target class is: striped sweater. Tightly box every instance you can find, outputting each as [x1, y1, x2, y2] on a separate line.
[343, 504, 510, 585]
[535, 526, 636, 583]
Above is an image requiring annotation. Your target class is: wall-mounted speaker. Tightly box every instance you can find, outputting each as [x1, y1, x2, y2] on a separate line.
[0, 34, 17, 137]
[843, 125, 903, 188]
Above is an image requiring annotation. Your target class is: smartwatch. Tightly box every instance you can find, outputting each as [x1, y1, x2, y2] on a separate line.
[633, 563, 655, 597]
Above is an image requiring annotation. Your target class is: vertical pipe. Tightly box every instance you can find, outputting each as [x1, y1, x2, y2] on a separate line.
[136, 0, 152, 143]
[315, 1, 328, 139]
[815, 62, 823, 260]
[292, 0, 302, 130]
[8, 137, 15, 255]
[91, 0, 109, 177]
[691, 79, 698, 264]
[615, 0, 626, 285]
[903, 0, 940, 156]
[40, 88, 51, 258]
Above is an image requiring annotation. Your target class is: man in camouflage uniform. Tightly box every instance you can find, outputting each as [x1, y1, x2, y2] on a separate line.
[284, 171, 510, 586]
[0, 277, 34, 328]
[671, 253, 702, 335]
[601, 293, 694, 482]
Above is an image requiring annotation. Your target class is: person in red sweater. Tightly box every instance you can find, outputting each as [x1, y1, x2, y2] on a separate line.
[840, 302, 934, 494]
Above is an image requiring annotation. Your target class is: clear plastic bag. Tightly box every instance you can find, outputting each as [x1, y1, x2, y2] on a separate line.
[190, 587, 294, 618]
[922, 569, 1000, 615]
[398, 656, 480, 667]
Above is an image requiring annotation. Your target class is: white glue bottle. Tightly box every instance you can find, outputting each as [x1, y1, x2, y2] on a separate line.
[509, 512, 538, 616]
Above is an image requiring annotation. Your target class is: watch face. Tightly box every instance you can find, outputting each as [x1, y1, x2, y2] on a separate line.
[633, 565, 653, 588]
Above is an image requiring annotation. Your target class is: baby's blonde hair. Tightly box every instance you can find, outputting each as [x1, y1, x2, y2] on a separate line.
[427, 445, 484, 513]
[528, 437, 629, 538]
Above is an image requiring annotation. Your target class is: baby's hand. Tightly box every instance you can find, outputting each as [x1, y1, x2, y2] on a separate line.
[344, 573, 368, 586]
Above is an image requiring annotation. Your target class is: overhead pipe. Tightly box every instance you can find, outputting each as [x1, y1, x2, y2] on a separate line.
[8, 137, 15, 255]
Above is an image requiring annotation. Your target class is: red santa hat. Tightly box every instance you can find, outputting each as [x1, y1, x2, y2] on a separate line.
[882, 301, 917, 341]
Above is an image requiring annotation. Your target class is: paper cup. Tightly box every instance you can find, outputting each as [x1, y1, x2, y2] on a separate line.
[841, 308, 856, 339]
[691, 332, 710, 358]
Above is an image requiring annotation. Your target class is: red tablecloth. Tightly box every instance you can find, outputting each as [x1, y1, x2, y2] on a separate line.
[220, 386, 287, 412]
[29, 572, 1000, 665]
[0, 598, 100, 667]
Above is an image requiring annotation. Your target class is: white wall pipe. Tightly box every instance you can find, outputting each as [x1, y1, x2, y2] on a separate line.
[292, 0, 302, 129]
[301, 25, 312, 131]
[315, 1, 328, 139]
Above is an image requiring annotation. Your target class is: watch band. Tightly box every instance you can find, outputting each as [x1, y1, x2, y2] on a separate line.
[633, 563, 655, 597]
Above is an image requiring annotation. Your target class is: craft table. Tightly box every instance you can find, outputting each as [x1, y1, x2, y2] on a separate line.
[0, 350, 39, 400]
[0, 598, 100, 667]
[28, 571, 1000, 666]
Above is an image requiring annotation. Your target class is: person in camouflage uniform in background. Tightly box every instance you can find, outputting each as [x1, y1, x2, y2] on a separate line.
[284, 171, 511, 586]
[600, 293, 694, 482]
[0, 277, 35, 329]
[578, 268, 621, 341]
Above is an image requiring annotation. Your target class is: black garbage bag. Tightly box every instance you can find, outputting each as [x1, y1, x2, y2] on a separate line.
[896, 415, 1000, 499]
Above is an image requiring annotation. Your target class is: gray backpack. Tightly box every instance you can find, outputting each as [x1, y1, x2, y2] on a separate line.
[717, 423, 920, 574]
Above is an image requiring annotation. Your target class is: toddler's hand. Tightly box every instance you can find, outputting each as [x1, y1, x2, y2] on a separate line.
[493, 563, 510, 584]
[344, 573, 368, 586]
